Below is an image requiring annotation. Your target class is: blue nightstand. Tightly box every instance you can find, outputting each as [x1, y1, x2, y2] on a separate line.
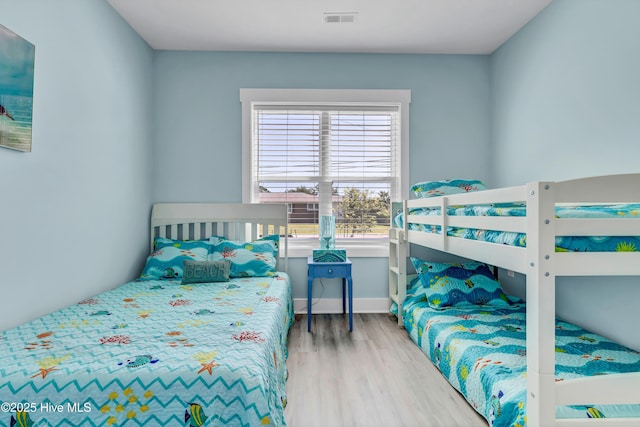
[307, 256, 353, 332]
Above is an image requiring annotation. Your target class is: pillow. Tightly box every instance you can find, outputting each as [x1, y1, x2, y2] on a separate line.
[209, 234, 279, 249]
[209, 238, 278, 278]
[154, 236, 228, 251]
[153, 237, 213, 251]
[139, 246, 209, 280]
[410, 257, 510, 309]
[410, 179, 487, 199]
[258, 234, 280, 248]
[207, 235, 227, 246]
[406, 274, 421, 292]
[404, 274, 424, 302]
[181, 260, 231, 284]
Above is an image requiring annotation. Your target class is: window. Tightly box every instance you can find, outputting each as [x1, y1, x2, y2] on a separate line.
[241, 89, 410, 257]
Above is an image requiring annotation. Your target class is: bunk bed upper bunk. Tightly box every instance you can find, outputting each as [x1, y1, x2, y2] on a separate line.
[388, 173, 640, 427]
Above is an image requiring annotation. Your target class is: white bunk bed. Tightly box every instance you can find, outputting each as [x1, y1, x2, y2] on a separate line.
[388, 174, 640, 427]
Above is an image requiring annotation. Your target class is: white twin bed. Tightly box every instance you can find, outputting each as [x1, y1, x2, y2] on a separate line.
[389, 174, 640, 426]
[0, 203, 293, 427]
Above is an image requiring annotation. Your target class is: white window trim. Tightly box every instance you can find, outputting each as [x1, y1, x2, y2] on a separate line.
[240, 88, 411, 258]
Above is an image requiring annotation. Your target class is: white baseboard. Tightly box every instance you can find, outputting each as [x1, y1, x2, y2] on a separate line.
[293, 297, 389, 314]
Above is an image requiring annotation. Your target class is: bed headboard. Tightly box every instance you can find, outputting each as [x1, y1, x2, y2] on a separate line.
[150, 203, 289, 272]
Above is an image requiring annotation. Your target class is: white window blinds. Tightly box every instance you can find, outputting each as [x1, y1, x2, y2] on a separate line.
[252, 105, 399, 240]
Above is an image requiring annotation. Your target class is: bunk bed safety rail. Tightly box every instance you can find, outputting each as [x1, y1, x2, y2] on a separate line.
[554, 173, 640, 204]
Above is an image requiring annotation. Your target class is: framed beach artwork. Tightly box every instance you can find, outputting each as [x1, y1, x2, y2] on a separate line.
[0, 24, 35, 152]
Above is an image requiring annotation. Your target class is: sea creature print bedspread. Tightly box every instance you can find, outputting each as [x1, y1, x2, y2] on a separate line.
[395, 203, 640, 252]
[402, 300, 640, 426]
[0, 274, 294, 427]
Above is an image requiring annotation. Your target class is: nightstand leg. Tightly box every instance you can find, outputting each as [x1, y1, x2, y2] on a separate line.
[307, 276, 313, 332]
[348, 276, 353, 332]
[342, 278, 346, 314]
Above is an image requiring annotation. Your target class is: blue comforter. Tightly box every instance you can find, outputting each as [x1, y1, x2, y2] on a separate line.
[401, 295, 640, 426]
[0, 275, 293, 426]
[395, 203, 640, 252]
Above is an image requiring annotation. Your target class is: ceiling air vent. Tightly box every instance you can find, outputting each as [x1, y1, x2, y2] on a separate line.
[324, 12, 358, 24]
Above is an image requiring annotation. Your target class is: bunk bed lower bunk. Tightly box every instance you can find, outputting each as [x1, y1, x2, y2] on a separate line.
[0, 203, 293, 427]
[388, 175, 640, 427]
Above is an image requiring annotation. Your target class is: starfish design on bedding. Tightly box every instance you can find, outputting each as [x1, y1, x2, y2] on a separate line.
[31, 366, 57, 379]
[197, 360, 218, 375]
[193, 351, 219, 375]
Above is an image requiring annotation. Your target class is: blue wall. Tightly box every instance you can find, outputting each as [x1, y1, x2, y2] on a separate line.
[153, 52, 492, 201]
[152, 51, 492, 302]
[492, 0, 640, 349]
[0, 0, 155, 330]
[492, 0, 640, 186]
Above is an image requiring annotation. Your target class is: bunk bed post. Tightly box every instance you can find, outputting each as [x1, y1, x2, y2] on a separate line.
[397, 230, 407, 327]
[525, 181, 557, 427]
[440, 196, 448, 252]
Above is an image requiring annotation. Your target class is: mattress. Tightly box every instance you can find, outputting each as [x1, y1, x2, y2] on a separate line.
[0, 274, 293, 427]
[400, 295, 640, 426]
[395, 203, 640, 252]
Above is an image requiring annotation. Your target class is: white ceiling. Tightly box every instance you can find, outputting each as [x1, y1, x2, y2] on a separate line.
[106, 0, 552, 54]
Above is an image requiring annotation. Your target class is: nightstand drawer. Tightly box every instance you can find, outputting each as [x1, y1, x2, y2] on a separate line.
[310, 264, 349, 278]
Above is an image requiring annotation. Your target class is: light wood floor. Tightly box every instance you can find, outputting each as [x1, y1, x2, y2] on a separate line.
[285, 313, 488, 427]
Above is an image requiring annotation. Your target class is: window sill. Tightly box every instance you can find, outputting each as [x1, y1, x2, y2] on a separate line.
[286, 239, 389, 258]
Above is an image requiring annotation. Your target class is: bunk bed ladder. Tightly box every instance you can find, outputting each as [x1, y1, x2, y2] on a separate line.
[389, 201, 408, 327]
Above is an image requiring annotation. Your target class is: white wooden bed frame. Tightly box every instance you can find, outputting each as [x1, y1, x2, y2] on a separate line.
[150, 203, 289, 272]
[388, 173, 640, 427]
